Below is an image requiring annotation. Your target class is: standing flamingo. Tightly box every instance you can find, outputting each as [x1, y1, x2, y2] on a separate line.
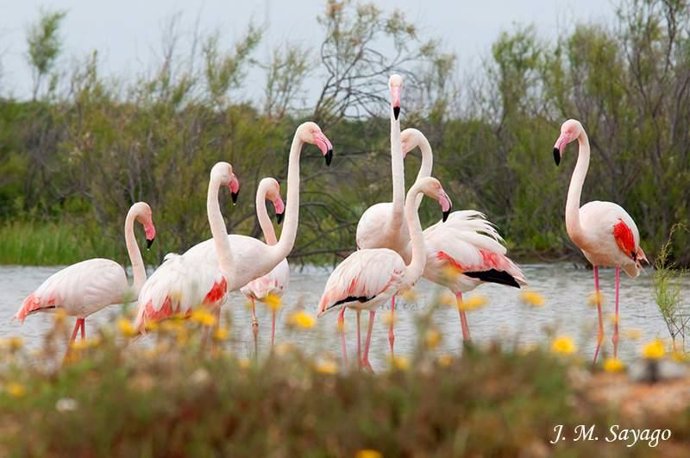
[240, 177, 289, 348]
[17, 202, 156, 342]
[553, 119, 647, 362]
[318, 177, 452, 369]
[401, 128, 526, 342]
[134, 122, 332, 330]
[355, 74, 405, 353]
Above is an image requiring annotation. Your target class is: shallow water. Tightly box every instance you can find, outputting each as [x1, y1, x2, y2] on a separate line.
[0, 263, 685, 368]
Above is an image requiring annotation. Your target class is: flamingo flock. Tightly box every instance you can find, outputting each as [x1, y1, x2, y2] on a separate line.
[16, 74, 647, 367]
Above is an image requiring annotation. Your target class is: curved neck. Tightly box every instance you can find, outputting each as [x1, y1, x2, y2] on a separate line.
[565, 131, 590, 244]
[272, 133, 303, 258]
[208, 177, 234, 277]
[412, 134, 433, 210]
[390, 108, 405, 227]
[124, 207, 146, 294]
[402, 183, 427, 286]
[256, 184, 278, 245]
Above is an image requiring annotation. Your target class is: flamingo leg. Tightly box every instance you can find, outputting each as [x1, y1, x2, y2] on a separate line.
[592, 265, 604, 364]
[79, 318, 85, 340]
[362, 310, 375, 370]
[356, 310, 362, 368]
[455, 292, 471, 342]
[69, 319, 80, 343]
[613, 266, 620, 359]
[337, 307, 347, 366]
[250, 298, 259, 356]
[271, 309, 276, 348]
[388, 296, 396, 357]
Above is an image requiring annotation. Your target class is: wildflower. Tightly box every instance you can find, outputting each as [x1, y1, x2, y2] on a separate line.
[287, 310, 316, 329]
[607, 313, 619, 325]
[642, 339, 665, 360]
[550, 336, 577, 355]
[441, 265, 460, 281]
[213, 326, 230, 342]
[315, 359, 338, 375]
[5, 382, 26, 398]
[1, 336, 24, 351]
[190, 309, 217, 327]
[672, 350, 687, 363]
[117, 318, 137, 337]
[55, 398, 78, 412]
[144, 321, 159, 333]
[264, 293, 282, 312]
[424, 328, 442, 349]
[336, 319, 346, 333]
[438, 291, 456, 307]
[274, 342, 296, 355]
[520, 290, 545, 307]
[623, 328, 643, 340]
[355, 450, 383, 458]
[382, 311, 397, 326]
[53, 308, 67, 325]
[458, 294, 487, 312]
[400, 287, 418, 302]
[603, 357, 625, 373]
[389, 355, 410, 371]
[69, 339, 91, 351]
[588, 291, 605, 307]
[437, 353, 453, 367]
[238, 358, 251, 369]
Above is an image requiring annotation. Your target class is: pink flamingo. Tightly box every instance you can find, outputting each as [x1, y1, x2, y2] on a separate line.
[318, 177, 452, 369]
[134, 122, 332, 330]
[401, 128, 526, 342]
[17, 202, 156, 342]
[553, 119, 647, 362]
[240, 177, 290, 348]
[355, 74, 405, 353]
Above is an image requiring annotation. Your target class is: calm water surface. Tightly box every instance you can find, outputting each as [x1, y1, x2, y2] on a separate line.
[0, 263, 685, 368]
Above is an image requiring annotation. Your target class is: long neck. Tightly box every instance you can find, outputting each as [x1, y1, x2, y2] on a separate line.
[256, 185, 278, 245]
[402, 184, 426, 286]
[565, 131, 590, 244]
[390, 108, 405, 227]
[273, 134, 303, 258]
[413, 135, 433, 210]
[207, 178, 234, 277]
[124, 208, 146, 295]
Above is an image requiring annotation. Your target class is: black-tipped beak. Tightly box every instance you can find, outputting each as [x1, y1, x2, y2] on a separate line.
[553, 148, 561, 166]
[146, 238, 155, 249]
[276, 212, 284, 225]
[442, 209, 450, 223]
[325, 149, 333, 166]
[393, 106, 400, 120]
[231, 190, 240, 204]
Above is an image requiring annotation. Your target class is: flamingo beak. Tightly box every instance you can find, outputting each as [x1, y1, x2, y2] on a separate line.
[314, 132, 334, 166]
[146, 238, 155, 249]
[229, 174, 240, 204]
[553, 148, 561, 166]
[440, 192, 452, 222]
[553, 134, 569, 166]
[391, 86, 401, 120]
[276, 212, 284, 225]
[144, 224, 156, 250]
[273, 197, 285, 224]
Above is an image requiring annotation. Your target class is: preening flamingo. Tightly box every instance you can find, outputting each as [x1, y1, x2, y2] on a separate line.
[318, 177, 452, 369]
[134, 122, 332, 331]
[355, 74, 406, 353]
[240, 177, 290, 348]
[401, 128, 526, 342]
[553, 119, 647, 362]
[17, 202, 156, 342]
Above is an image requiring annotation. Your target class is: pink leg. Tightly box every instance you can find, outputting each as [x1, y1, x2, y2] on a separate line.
[250, 298, 259, 355]
[362, 310, 375, 370]
[613, 267, 620, 359]
[337, 307, 347, 365]
[592, 266, 604, 364]
[456, 292, 471, 342]
[271, 310, 276, 348]
[80, 318, 85, 340]
[388, 296, 396, 356]
[356, 310, 362, 367]
[69, 319, 80, 343]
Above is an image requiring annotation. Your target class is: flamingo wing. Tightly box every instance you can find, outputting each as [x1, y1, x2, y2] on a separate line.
[317, 248, 405, 315]
[17, 258, 128, 321]
[240, 258, 290, 301]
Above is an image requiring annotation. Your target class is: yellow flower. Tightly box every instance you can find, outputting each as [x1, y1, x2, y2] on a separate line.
[400, 287, 418, 302]
[5, 382, 26, 398]
[53, 308, 67, 325]
[213, 326, 230, 342]
[441, 265, 461, 281]
[623, 328, 643, 340]
[238, 358, 251, 369]
[438, 291, 456, 307]
[437, 354, 453, 367]
[69, 340, 90, 351]
[607, 313, 619, 325]
[264, 293, 282, 312]
[603, 357, 625, 373]
[389, 355, 410, 371]
[458, 294, 487, 312]
[588, 291, 605, 307]
[190, 309, 217, 327]
[642, 339, 665, 360]
[671, 350, 687, 362]
[144, 321, 159, 333]
[336, 319, 346, 333]
[1, 336, 24, 351]
[117, 318, 137, 337]
[424, 328, 442, 349]
[520, 290, 545, 307]
[355, 450, 383, 458]
[287, 310, 316, 329]
[315, 359, 338, 375]
[550, 336, 577, 355]
[382, 311, 397, 326]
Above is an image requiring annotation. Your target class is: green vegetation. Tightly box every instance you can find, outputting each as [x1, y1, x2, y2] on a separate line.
[1, 0, 690, 267]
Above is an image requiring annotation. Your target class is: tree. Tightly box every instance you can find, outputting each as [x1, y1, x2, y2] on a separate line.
[26, 8, 66, 101]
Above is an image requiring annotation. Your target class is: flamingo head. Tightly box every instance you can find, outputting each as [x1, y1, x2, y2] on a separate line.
[389, 74, 403, 120]
[298, 121, 333, 166]
[400, 128, 422, 158]
[131, 202, 156, 249]
[553, 119, 584, 166]
[211, 162, 241, 204]
[264, 178, 285, 224]
[417, 177, 452, 222]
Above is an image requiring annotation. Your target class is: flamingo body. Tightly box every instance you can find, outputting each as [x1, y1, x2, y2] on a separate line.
[240, 258, 290, 302]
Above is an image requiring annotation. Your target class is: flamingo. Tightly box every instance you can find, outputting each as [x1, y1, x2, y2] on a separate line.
[16, 202, 156, 342]
[354, 74, 405, 353]
[240, 177, 290, 348]
[318, 177, 452, 369]
[134, 122, 332, 330]
[553, 119, 647, 362]
[400, 128, 526, 342]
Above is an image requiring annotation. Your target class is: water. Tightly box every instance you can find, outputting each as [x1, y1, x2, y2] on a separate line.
[0, 263, 684, 368]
